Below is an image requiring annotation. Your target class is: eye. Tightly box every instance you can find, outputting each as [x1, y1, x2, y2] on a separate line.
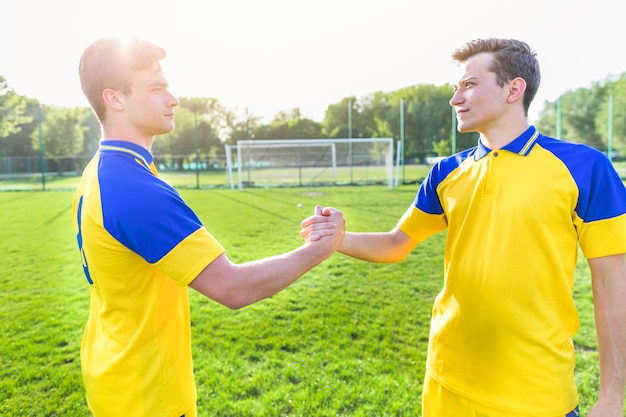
[151, 83, 168, 93]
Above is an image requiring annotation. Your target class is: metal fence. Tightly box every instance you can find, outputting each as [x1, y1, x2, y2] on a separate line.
[0, 155, 232, 191]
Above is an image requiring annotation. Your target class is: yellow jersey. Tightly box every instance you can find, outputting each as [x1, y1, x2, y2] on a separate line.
[72, 140, 224, 417]
[398, 127, 626, 415]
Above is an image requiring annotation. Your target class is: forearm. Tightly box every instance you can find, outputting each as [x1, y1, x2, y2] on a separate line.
[226, 243, 332, 307]
[590, 254, 626, 410]
[190, 240, 336, 310]
[594, 293, 626, 404]
[191, 206, 344, 309]
[339, 229, 416, 263]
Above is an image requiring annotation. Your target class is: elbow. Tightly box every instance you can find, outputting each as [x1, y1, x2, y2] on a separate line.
[222, 299, 248, 311]
[386, 251, 411, 263]
[378, 249, 411, 263]
[216, 292, 254, 310]
[223, 303, 243, 311]
[190, 277, 253, 310]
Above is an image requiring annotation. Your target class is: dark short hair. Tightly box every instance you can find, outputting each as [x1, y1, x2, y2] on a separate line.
[452, 38, 540, 115]
[78, 37, 166, 122]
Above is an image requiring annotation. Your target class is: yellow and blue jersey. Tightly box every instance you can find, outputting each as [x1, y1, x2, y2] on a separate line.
[72, 140, 225, 417]
[398, 126, 626, 416]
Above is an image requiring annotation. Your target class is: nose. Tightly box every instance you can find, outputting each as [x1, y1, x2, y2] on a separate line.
[168, 91, 179, 108]
[449, 90, 462, 107]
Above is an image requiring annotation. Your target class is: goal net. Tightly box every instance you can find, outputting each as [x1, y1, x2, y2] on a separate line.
[226, 138, 394, 190]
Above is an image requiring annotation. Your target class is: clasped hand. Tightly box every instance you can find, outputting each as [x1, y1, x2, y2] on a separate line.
[300, 205, 345, 249]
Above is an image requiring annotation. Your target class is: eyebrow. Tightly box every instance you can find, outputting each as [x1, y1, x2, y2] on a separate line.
[454, 76, 477, 88]
[460, 76, 478, 84]
[149, 81, 169, 89]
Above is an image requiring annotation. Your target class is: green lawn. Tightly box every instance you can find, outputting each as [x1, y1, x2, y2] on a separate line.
[0, 186, 607, 416]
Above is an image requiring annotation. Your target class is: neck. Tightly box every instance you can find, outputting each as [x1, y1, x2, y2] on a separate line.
[101, 124, 154, 150]
[479, 119, 530, 150]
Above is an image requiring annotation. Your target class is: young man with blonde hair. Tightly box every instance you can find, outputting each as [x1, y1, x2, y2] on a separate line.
[73, 36, 344, 417]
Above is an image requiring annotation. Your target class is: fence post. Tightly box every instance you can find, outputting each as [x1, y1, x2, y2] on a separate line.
[38, 106, 46, 191]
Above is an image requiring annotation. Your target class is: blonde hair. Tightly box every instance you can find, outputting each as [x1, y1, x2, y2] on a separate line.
[78, 37, 165, 122]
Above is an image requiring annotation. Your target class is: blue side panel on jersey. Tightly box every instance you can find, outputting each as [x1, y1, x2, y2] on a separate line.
[76, 195, 93, 284]
[98, 150, 204, 264]
[539, 136, 626, 222]
[415, 147, 477, 215]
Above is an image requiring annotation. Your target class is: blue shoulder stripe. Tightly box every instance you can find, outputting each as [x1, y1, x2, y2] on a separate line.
[98, 147, 204, 263]
[537, 136, 626, 222]
[415, 147, 478, 215]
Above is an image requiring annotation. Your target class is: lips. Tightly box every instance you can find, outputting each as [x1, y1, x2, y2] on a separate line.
[455, 109, 469, 119]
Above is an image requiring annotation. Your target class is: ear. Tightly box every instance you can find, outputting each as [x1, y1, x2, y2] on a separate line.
[102, 89, 126, 111]
[506, 77, 527, 104]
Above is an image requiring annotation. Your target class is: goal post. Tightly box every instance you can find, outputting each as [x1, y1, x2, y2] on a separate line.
[227, 138, 394, 191]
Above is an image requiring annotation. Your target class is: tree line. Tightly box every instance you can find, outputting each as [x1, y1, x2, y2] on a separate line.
[1, 72, 624, 173]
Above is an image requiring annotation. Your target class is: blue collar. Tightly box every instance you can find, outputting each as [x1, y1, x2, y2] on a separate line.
[474, 126, 540, 160]
[98, 140, 154, 168]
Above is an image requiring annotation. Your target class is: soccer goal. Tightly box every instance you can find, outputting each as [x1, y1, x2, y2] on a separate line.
[226, 138, 394, 191]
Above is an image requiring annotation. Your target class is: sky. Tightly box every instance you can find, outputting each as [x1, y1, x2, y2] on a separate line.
[1, 0, 624, 123]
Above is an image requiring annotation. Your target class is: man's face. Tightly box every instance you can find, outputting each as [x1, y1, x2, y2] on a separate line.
[123, 64, 179, 137]
[449, 52, 510, 134]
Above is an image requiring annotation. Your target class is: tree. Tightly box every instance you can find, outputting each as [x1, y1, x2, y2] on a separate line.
[433, 139, 451, 157]
[226, 108, 262, 145]
[321, 86, 474, 165]
[596, 74, 626, 154]
[322, 97, 373, 139]
[0, 97, 39, 157]
[250, 109, 324, 140]
[395, 84, 470, 162]
[80, 110, 102, 158]
[30, 106, 87, 174]
[563, 84, 605, 149]
[536, 79, 611, 151]
[154, 97, 222, 170]
[0, 76, 32, 140]
[358, 91, 394, 138]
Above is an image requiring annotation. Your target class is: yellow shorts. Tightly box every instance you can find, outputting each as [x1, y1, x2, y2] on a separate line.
[422, 372, 579, 417]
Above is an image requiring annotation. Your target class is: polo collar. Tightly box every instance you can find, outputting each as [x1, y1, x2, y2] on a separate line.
[474, 126, 540, 161]
[99, 140, 154, 169]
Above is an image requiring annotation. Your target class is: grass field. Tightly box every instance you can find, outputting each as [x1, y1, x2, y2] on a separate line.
[0, 185, 610, 416]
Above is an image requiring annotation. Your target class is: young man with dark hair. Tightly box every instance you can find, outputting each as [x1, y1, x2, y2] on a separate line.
[304, 38, 626, 417]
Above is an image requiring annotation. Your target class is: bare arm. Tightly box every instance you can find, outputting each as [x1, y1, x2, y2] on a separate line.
[587, 253, 626, 417]
[301, 208, 418, 263]
[338, 227, 418, 263]
[189, 207, 345, 310]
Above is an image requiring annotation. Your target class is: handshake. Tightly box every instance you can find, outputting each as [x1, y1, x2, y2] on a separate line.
[299, 205, 345, 256]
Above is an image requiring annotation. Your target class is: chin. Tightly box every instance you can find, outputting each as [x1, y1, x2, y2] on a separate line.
[161, 124, 176, 134]
[456, 123, 475, 134]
